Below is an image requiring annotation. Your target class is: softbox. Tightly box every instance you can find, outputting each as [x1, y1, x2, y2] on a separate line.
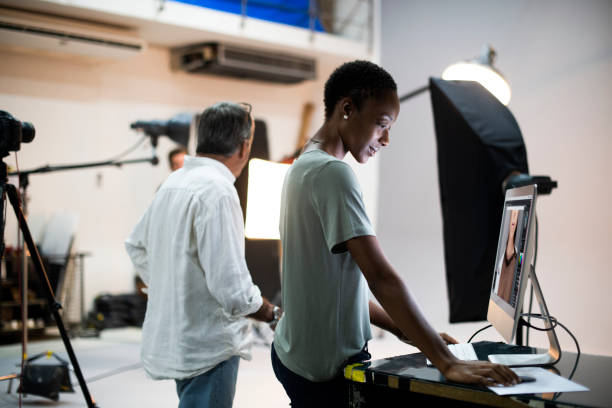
[430, 77, 529, 322]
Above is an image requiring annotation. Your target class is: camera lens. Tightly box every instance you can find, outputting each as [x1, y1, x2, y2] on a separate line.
[20, 122, 35, 143]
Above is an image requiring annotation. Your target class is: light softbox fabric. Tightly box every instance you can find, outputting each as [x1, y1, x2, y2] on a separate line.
[429, 77, 529, 322]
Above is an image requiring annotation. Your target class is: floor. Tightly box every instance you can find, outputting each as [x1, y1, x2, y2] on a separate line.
[0, 326, 398, 407]
[0, 321, 488, 407]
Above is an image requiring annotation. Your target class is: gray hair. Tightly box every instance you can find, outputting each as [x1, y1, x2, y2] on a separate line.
[196, 102, 252, 156]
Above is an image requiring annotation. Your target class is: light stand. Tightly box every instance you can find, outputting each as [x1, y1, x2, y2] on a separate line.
[399, 84, 429, 103]
[1, 162, 98, 407]
[0, 110, 169, 403]
[3, 146, 156, 404]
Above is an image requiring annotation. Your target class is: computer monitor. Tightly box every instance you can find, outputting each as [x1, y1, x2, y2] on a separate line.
[487, 184, 561, 366]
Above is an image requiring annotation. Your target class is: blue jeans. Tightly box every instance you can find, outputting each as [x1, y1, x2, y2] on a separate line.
[271, 343, 370, 408]
[175, 356, 240, 408]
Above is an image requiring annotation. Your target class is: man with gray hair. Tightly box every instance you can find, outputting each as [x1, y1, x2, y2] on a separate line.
[126, 102, 281, 407]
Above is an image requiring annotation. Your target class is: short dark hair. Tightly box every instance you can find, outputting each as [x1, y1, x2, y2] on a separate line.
[196, 102, 252, 156]
[168, 146, 187, 166]
[324, 60, 397, 119]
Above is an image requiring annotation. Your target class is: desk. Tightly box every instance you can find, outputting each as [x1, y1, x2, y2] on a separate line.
[344, 341, 611, 407]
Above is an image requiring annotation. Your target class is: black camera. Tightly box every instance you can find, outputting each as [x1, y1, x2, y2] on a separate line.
[0, 110, 36, 158]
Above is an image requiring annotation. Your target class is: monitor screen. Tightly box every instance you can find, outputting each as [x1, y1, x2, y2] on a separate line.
[487, 185, 537, 343]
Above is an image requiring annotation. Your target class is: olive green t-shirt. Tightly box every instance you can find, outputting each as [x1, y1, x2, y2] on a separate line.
[273, 149, 374, 381]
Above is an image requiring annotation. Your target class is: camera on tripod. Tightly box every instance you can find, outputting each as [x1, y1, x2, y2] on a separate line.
[0, 110, 36, 158]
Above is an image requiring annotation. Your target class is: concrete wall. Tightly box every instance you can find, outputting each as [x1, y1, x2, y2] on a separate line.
[379, 0, 612, 355]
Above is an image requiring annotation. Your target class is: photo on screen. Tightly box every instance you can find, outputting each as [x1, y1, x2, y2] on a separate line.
[492, 206, 527, 307]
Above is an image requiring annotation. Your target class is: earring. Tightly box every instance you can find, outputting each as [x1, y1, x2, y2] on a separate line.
[343, 114, 348, 120]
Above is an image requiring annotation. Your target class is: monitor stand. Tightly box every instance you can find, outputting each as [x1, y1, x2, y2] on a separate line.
[488, 265, 562, 367]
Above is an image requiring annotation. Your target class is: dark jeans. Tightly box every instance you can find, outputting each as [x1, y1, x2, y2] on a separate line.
[271, 342, 370, 408]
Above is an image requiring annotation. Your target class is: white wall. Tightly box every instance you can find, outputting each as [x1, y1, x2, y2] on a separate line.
[0, 43, 383, 312]
[379, 0, 612, 356]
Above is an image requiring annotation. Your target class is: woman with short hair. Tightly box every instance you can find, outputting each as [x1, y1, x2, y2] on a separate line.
[271, 60, 518, 407]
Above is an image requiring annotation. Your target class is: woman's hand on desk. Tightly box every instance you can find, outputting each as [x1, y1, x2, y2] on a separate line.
[442, 360, 518, 387]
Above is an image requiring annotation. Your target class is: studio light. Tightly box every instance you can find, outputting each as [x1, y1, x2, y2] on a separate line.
[442, 44, 511, 105]
[244, 158, 290, 240]
[399, 44, 511, 105]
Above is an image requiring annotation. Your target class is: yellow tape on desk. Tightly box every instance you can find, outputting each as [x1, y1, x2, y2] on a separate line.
[344, 363, 366, 383]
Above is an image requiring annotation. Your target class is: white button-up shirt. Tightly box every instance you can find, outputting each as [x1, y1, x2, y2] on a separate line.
[125, 155, 263, 380]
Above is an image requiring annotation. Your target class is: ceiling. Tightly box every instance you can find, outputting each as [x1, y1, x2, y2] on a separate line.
[0, 0, 371, 59]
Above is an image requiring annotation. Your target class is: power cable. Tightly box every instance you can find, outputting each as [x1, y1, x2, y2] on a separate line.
[106, 135, 148, 162]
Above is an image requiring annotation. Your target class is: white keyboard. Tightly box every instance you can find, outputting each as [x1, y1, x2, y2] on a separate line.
[426, 343, 478, 366]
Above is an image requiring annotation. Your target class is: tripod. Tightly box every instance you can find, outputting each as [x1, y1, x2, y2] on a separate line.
[1, 161, 97, 408]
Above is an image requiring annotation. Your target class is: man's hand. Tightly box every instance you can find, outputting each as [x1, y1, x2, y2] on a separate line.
[248, 297, 281, 327]
[268, 305, 282, 331]
[443, 359, 518, 386]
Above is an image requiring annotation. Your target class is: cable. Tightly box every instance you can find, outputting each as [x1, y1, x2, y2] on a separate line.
[14, 153, 24, 408]
[68, 362, 143, 387]
[467, 324, 492, 343]
[12, 153, 24, 408]
[556, 321, 580, 378]
[11, 154, 23, 408]
[552, 320, 581, 401]
[106, 135, 148, 162]
[14, 152, 20, 191]
[521, 312, 581, 382]
[468, 313, 580, 398]
[522, 313, 582, 400]
[519, 313, 558, 331]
